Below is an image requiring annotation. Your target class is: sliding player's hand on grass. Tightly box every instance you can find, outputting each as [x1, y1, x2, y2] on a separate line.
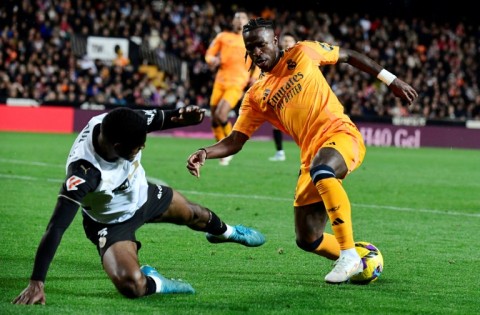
[13, 280, 46, 305]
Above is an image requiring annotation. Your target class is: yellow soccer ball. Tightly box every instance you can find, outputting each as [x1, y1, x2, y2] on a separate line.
[350, 241, 384, 284]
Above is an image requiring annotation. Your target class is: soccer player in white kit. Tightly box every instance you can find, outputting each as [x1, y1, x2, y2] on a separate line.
[13, 106, 265, 305]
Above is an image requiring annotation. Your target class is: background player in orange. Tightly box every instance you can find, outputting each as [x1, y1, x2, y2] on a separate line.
[269, 32, 297, 162]
[188, 18, 418, 284]
[205, 10, 259, 166]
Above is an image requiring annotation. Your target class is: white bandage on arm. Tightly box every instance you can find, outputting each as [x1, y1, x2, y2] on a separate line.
[377, 69, 397, 86]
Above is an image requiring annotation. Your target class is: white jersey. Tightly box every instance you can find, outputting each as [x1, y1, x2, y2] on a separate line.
[66, 113, 148, 224]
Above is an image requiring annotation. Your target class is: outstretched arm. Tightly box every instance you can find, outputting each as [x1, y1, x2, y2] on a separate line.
[169, 105, 206, 126]
[205, 33, 221, 71]
[12, 198, 79, 305]
[186, 131, 249, 177]
[338, 48, 418, 104]
[145, 105, 206, 131]
[12, 160, 97, 305]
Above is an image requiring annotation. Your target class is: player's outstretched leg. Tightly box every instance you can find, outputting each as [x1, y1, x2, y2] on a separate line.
[140, 265, 195, 294]
[206, 225, 265, 247]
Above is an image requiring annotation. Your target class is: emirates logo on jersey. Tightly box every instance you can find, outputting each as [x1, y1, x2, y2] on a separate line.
[266, 72, 304, 109]
[66, 175, 86, 191]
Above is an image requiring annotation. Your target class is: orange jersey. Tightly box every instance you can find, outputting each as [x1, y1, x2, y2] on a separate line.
[205, 31, 256, 89]
[234, 41, 359, 164]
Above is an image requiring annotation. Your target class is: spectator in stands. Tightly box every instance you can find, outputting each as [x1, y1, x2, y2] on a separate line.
[0, 1, 478, 122]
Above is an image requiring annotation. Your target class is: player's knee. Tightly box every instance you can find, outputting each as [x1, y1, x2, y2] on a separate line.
[213, 112, 226, 123]
[296, 236, 323, 252]
[111, 269, 144, 299]
[310, 164, 336, 185]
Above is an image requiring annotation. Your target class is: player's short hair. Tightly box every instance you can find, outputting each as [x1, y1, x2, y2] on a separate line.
[242, 18, 275, 33]
[102, 107, 147, 148]
[282, 32, 296, 39]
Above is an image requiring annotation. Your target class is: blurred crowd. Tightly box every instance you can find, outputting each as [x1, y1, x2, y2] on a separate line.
[1, 0, 479, 121]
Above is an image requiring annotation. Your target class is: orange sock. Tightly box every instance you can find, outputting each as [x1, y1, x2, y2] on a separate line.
[212, 126, 225, 141]
[315, 178, 355, 250]
[313, 233, 340, 260]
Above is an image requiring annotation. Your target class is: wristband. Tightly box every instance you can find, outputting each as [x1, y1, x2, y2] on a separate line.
[198, 148, 207, 158]
[377, 69, 397, 86]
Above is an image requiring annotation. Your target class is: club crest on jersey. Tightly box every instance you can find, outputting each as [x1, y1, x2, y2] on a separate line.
[286, 59, 297, 70]
[98, 228, 108, 249]
[113, 178, 130, 192]
[66, 175, 86, 191]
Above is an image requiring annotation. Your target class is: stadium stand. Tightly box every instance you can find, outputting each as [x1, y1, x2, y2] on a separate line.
[0, 0, 478, 121]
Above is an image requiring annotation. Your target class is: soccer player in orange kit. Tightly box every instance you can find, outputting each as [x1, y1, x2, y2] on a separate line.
[205, 11, 259, 165]
[188, 18, 418, 284]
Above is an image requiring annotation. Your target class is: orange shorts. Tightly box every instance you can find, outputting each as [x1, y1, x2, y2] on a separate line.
[209, 82, 244, 109]
[293, 123, 366, 207]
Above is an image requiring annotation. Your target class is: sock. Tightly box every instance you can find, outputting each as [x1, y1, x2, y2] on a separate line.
[340, 248, 359, 259]
[211, 125, 225, 141]
[221, 120, 232, 137]
[204, 210, 228, 235]
[315, 177, 355, 250]
[273, 129, 283, 150]
[216, 225, 234, 239]
[145, 275, 162, 294]
[313, 233, 340, 260]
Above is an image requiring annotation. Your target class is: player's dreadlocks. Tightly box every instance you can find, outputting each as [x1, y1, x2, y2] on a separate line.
[242, 18, 275, 33]
[243, 18, 275, 70]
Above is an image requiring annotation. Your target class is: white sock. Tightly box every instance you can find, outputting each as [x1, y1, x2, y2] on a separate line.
[150, 275, 163, 293]
[340, 248, 360, 259]
[221, 224, 234, 239]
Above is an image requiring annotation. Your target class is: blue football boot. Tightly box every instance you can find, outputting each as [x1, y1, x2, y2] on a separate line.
[206, 225, 266, 247]
[140, 265, 195, 294]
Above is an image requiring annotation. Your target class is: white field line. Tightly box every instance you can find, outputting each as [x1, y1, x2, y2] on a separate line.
[0, 159, 478, 218]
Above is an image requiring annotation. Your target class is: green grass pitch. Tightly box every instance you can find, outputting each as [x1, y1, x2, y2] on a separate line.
[0, 131, 479, 314]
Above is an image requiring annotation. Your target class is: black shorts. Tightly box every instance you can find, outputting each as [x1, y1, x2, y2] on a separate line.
[82, 183, 173, 258]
